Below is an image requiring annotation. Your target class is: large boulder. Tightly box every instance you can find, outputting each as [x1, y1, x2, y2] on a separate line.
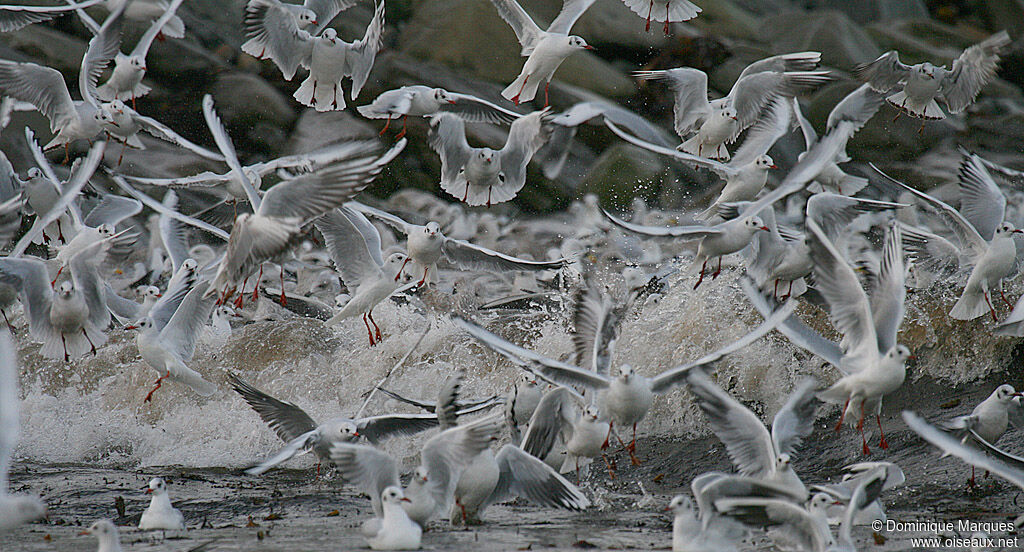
[764, 10, 881, 70]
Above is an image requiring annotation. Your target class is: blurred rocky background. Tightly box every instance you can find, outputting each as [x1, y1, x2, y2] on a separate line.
[1, 0, 1022, 214]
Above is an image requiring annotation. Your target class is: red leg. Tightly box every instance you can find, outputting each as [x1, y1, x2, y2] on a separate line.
[279, 267, 287, 306]
[416, 266, 429, 288]
[628, 423, 641, 466]
[82, 328, 97, 356]
[601, 421, 613, 450]
[252, 268, 262, 303]
[379, 115, 392, 136]
[694, 259, 707, 290]
[543, 82, 549, 108]
[782, 280, 793, 301]
[487, 185, 492, 208]
[311, 81, 317, 107]
[50, 265, 64, 288]
[396, 116, 408, 139]
[368, 310, 382, 341]
[984, 291, 997, 322]
[362, 313, 376, 346]
[773, 279, 779, 300]
[663, 3, 670, 34]
[331, 85, 337, 110]
[876, 414, 889, 449]
[144, 371, 170, 403]
[395, 257, 410, 281]
[2, 309, 13, 332]
[835, 397, 850, 432]
[61, 334, 69, 362]
[1000, 287, 1013, 308]
[859, 402, 870, 455]
[511, 74, 530, 105]
[462, 182, 469, 203]
[645, 0, 653, 31]
[602, 454, 616, 479]
[131, 95, 137, 111]
[56, 219, 65, 243]
[712, 257, 722, 279]
[969, 466, 976, 488]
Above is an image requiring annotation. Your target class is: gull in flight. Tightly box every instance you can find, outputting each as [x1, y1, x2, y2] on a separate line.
[358, 85, 521, 138]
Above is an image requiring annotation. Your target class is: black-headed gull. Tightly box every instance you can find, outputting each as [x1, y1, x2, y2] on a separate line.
[489, 0, 596, 106]
[939, 384, 1023, 485]
[454, 300, 794, 464]
[243, 0, 356, 43]
[365, 487, 422, 551]
[428, 109, 549, 206]
[350, 202, 567, 286]
[79, 519, 123, 552]
[811, 461, 904, 527]
[620, 0, 700, 34]
[665, 494, 744, 552]
[98, 99, 225, 164]
[330, 414, 503, 527]
[314, 206, 410, 345]
[520, 387, 612, 477]
[874, 164, 1021, 321]
[138, 477, 185, 531]
[358, 85, 522, 138]
[0, 2, 126, 159]
[856, 31, 1010, 120]
[99, 0, 185, 38]
[0, 0, 103, 32]
[0, 331, 46, 530]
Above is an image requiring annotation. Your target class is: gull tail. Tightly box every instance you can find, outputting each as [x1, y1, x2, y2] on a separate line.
[886, 91, 944, 120]
[949, 289, 989, 321]
[502, 73, 539, 104]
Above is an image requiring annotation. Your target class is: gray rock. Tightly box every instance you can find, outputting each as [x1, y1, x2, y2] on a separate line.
[211, 72, 297, 128]
[805, 0, 928, 23]
[4, 25, 87, 75]
[865, 19, 990, 66]
[765, 10, 881, 70]
[284, 110, 378, 156]
[686, 0, 763, 41]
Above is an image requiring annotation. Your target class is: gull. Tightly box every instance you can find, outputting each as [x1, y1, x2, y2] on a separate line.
[200, 95, 406, 305]
[540, 99, 674, 179]
[0, 1, 126, 159]
[666, 494, 744, 552]
[290, 1, 384, 111]
[939, 384, 1023, 485]
[601, 207, 769, 289]
[228, 374, 445, 475]
[242, 0, 357, 49]
[774, 219, 910, 454]
[827, 465, 896, 552]
[0, 331, 46, 531]
[873, 164, 1021, 321]
[604, 98, 790, 220]
[519, 386, 613, 477]
[358, 85, 522, 138]
[811, 462, 904, 527]
[87, 0, 185, 106]
[0, 0, 103, 32]
[856, 31, 1010, 120]
[315, 206, 411, 345]
[690, 473, 805, 534]
[620, 0, 700, 34]
[105, 259, 197, 325]
[138, 477, 185, 531]
[127, 277, 217, 402]
[350, 202, 567, 286]
[633, 52, 822, 139]
[329, 414, 503, 528]
[0, 241, 114, 361]
[0, 151, 26, 249]
[686, 372, 820, 500]
[365, 487, 422, 551]
[98, 99, 225, 164]
[489, 0, 596, 106]
[99, 0, 185, 39]
[792, 84, 886, 196]
[504, 373, 543, 439]
[453, 299, 795, 464]
[428, 109, 549, 206]
[79, 519, 123, 552]
[715, 493, 835, 552]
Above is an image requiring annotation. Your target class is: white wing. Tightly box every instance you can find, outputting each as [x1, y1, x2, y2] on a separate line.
[741, 277, 843, 369]
[0, 331, 18, 492]
[242, 0, 315, 81]
[344, 0, 385, 100]
[428, 113, 473, 187]
[483, 444, 590, 510]
[0, 61, 78, 134]
[869, 222, 905, 354]
[729, 97, 790, 167]
[158, 281, 216, 362]
[489, 0, 543, 54]
[202, 94, 262, 207]
[79, 1, 126, 107]
[132, 111, 226, 162]
[0, 0, 102, 32]
[940, 31, 1011, 113]
[903, 411, 1024, 489]
[547, 0, 595, 34]
[109, 173, 230, 241]
[770, 378, 820, 460]
[602, 207, 721, 239]
[420, 415, 503, 513]
[129, 0, 184, 58]
[957, 151, 1005, 241]
[314, 207, 384, 291]
[328, 443, 400, 516]
[634, 68, 711, 138]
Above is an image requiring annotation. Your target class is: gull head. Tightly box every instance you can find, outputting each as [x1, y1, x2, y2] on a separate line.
[80, 519, 118, 541]
[665, 495, 695, 515]
[719, 105, 738, 121]
[215, 305, 240, 319]
[433, 88, 456, 105]
[330, 420, 361, 441]
[412, 466, 429, 484]
[384, 252, 408, 277]
[994, 384, 1021, 402]
[755, 154, 777, 170]
[776, 452, 792, 471]
[129, 55, 146, 72]
[583, 406, 601, 421]
[181, 258, 199, 273]
[887, 344, 913, 363]
[618, 364, 635, 380]
[520, 373, 538, 387]
[808, 493, 833, 513]
[322, 28, 338, 44]
[95, 108, 114, 126]
[125, 318, 153, 332]
[145, 477, 167, 495]
[296, 9, 316, 27]
[27, 167, 43, 179]
[995, 222, 1023, 236]
[137, 285, 161, 301]
[743, 216, 769, 232]
[382, 486, 410, 504]
[57, 281, 75, 298]
[425, 221, 441, 238]
[476, 149, 496, 165]
[97, 223, 115, 237]
[918, 62, 937, 79]
[567, 35, 595, 51]
[108, 99, 127, 116]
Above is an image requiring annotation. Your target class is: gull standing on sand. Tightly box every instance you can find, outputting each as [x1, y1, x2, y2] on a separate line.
[428, 109, 549, 206]
[314, 206, 410, 345]
[489, 0, 596, 106]
[350, 202, 568, 287]
[856, 31, 1010, 120]
[358, 85, 522, 138]
[138, 477, 185, 531]
[0, 331, 46, 530]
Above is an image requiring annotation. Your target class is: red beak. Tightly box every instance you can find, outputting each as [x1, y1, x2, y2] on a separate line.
[769, 164, 778, 169]
[730, 116, 738, 120]
[400, 497, 412, 502]
[1013, 229, 1024, 234]
[907, 355, 918, 360]
[759, 226, 770, 231]
[124, 325, 138, 330]
[584, 45, 596, 50]
[663, 506, 672, 512]
[79, 531, 91, 536]
[352, 431, 360, 437]
[144, 488, 153, 494]
[448, 100, 457, 105]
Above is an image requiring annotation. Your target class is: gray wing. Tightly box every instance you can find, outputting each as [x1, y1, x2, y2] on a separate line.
[727, 71, 831, 140]
[103, 283, 143, 320]
[571, 284, 618, 376]
[428, 113, 474, 187]
[903, 411, 1024, 488]
[602, 207, 720, 239]
[229, 374, 319, 443]
[203, 94, 262, 207]
[634, 68, 710, 138]
[520, 388, 575, 459]
[83, 194, 142, 228]
[770, 378, 820, 459]
[158, 281, 216, 362]
[792, 97, 816, 149]
[441, 236, 567, 273]
[679, 369, 777, 478]
[109, 173, 230, 241]
[741, 277, 843, 370]
[0, 61, 77, 134]
[133, 112, 227, 162]
[604, 119, 732, 177]
[356, 413, 440, 444]
[79, 1, 125, 107]
[259, 139, 405, 221]
[453, 316, 611, 390]
[245, 429, 320, 475]
[421, 415, 503, 512]
[344, 0, 385, 100]
[483, 444, 590, 510]
[715, 497, 831, 552]
[147, 261, 198, 330]
[0, 194, 23, 247]
[547, 0, 595, 34]
[0, 0, 103, 32]
[314, 207, 385, 291]
[158, 191, 190, 273]
[737, 52, 822, 80]
[346, 201, 415, 235]
[957, 151, 1006, 241]
[805, 193, 902, 243]
[648, 298, 797, 394]
[497, 108, 548, 195]
[242, 0, 315, 81]
[444, 92, 521, 124]
[436, 371, 464, 430]
[940, 31, 1011, 114]
[729, 97, 791, 167]
[744, 205, 788, 286]
[489, 0, 543, 53]
[304, 0, 357, 34]
[130, 0, 184, 57]
[0, 257, 54, 342]
[869, 222, 905, 353]
[854, 50, 913, 93]
[68, 238, 114, 329]
[328, 443, 399, 515]
[825, 84, 885, 137]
